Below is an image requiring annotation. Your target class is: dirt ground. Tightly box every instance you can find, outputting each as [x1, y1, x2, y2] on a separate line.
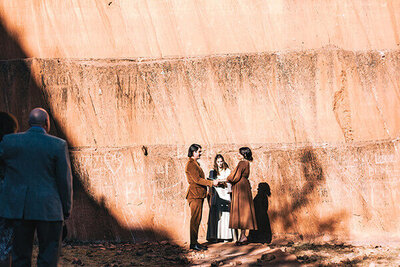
[30, 239, 400, 266]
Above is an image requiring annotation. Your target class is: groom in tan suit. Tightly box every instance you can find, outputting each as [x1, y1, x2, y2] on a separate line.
[185, 144, 218, 251]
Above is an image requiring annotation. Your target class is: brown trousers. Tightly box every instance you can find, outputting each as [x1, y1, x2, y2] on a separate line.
[188, 198, 204, 245]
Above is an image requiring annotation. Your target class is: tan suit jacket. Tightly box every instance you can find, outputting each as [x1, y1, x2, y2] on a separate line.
[185, 158, 213, 199]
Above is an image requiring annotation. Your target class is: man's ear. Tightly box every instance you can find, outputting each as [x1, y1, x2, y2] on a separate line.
[44, 117, 51, 133]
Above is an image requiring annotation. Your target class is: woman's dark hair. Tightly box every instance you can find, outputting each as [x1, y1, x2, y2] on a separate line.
[0, 112, 19, 141]
[213, 154, 229, 175]
[188, 144, 202, 157]
[239, 147, 253, 161]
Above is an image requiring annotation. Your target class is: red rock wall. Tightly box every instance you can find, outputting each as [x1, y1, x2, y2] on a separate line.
[1, 49, 400, 243]
[23, 50, 400, 146]
[0, 1, 399, 58]
[0, 0, 400, 244]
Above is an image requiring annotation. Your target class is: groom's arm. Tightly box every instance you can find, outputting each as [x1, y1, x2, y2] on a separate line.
[185, 161, 213, 187]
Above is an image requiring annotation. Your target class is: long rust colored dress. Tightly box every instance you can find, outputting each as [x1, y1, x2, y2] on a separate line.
[227, 160, 257, 230]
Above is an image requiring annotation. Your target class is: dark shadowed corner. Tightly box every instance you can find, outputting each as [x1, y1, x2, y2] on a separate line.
[0, 17, 176, 244]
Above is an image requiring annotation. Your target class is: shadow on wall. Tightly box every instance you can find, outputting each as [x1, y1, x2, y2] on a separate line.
[269, 148, 346, 238]
[248, 182, 272, 244]
[0, 21, 26, 61]
[0, 18, 173, 242]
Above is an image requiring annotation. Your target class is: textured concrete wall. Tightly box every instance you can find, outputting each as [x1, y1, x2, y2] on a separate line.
[1, 48, 400, 243]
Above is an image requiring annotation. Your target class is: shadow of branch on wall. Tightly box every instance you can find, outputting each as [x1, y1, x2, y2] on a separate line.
[269, 148, 347, 238]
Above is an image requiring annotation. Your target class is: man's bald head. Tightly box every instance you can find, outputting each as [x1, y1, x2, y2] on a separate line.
[29, 108, 50, 132]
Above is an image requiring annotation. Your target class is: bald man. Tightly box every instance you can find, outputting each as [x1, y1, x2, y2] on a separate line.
[0, 108, 73, 267]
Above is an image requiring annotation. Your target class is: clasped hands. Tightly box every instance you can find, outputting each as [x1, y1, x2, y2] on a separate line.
[212, 180, 228, 188]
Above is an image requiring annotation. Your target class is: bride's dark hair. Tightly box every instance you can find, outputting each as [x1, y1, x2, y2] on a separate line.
[239, 147, 253, 161]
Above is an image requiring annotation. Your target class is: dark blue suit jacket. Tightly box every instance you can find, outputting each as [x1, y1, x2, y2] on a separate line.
[0, 127, 73, 221]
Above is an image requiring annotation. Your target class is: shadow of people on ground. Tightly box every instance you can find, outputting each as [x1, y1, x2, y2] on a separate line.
[248, 182, 272, 244]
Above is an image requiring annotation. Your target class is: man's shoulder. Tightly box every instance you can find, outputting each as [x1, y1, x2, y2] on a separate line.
[3, 132, 65, 142]
[185, 159, 197, 170]
[41, 135, 68, 151]
[44, 133, 66, 144]
[1, 132, 25, 143]
[186, 158, 197, 165]
[2, 132, 23, 139]
[23, 130, 67, 147]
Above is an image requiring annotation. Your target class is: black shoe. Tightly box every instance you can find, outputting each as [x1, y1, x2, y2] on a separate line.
[198, 243, 208, 250]
[189, 244, 203, 251]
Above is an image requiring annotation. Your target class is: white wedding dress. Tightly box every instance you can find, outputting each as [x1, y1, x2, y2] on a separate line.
[214, 168, 234, 240]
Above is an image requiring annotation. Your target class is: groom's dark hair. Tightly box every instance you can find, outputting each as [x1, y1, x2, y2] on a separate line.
[188, 144, 201, 157]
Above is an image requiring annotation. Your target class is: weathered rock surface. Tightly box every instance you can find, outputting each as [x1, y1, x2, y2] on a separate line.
[0, 0, 400, 244]
[1, 48, 400, 243]
[0, 1, 400, 58]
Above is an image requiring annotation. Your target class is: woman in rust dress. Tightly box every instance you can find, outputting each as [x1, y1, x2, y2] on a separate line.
[227, 147, 257, 244]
